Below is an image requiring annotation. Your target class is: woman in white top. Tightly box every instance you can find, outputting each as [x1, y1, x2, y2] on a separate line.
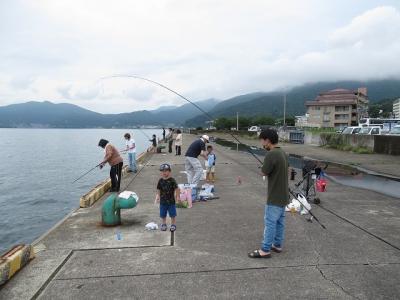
[175, 129, 183, 156]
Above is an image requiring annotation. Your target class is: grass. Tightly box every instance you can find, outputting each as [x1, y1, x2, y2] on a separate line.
[324, 144, 373, 154]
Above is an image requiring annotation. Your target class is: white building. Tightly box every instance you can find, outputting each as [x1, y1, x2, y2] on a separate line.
[394, 98, 400, 119]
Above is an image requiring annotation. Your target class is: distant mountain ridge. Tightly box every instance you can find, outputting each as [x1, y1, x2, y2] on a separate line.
[185, 79, 400, 126]
[1, 79, 400, 128]
[0, 99, 218, 128]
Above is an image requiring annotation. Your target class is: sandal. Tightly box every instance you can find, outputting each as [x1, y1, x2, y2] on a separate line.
[271, 245, 282, 253]
[248, 249, 271, 258]
[170, 224, 176, 232]
[160, 224, 167, 231]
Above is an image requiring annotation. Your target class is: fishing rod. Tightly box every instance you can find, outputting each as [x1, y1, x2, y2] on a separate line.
[72, 163, 102, 183]
[100, 75, 264, 166]
[289, 189, 326, 229]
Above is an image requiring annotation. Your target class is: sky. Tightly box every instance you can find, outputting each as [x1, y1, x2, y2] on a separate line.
[1, 0, 400, 113]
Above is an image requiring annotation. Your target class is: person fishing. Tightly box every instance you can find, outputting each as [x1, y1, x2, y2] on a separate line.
[167, 128, 174, 153]
[124, 133, 137, 173]
[162, 128, 166, 142]
[149, 134, 157, 153]
[184, 135, 209, 186]
[98, 139, 123, 192]
[248, 129, 289, 259]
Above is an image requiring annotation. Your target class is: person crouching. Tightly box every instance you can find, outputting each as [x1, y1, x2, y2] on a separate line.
[98, 139, 124, 192]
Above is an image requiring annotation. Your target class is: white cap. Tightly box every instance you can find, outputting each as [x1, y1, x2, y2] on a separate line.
[201, 135, 209, 142]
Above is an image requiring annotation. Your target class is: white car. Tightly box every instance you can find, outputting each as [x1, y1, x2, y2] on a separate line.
[389, 125, 400, 135]
[341, 126, 362, 134]
[248, 126, 260, 132]
[358, 126, 382, 135]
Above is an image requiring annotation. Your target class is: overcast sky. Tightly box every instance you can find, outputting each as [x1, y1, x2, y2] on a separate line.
[1, 0, 400, 113]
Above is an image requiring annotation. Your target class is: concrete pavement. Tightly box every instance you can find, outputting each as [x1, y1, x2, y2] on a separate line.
[1, 134, 399, 299]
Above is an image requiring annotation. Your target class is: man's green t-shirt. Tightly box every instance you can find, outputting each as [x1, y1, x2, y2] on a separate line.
[261, 147, 289, 207]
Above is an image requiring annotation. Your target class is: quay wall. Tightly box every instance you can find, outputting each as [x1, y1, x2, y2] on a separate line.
[305, 132, 400, 155]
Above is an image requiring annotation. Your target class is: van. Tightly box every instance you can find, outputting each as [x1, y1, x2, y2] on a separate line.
[358, 126, 382, 135]
[248, 126, 260, 132]
[341, 126, 362, 134]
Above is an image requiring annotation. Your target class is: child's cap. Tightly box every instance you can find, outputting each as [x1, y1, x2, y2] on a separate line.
[159, 163, 171, 171]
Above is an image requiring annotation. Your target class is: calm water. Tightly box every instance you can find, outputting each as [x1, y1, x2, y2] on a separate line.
[0, 128, 162, 254]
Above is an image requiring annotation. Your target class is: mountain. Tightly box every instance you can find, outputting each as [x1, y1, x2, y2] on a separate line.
[185, 79, 400, 126]
[0, 99, 219, 128]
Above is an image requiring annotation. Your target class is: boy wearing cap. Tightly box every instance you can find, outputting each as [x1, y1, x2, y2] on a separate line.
[155, 163, 179, 232]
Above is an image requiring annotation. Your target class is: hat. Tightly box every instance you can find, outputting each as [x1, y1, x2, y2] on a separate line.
[201, 135, 209, 142]
[159, 163, 171, 171]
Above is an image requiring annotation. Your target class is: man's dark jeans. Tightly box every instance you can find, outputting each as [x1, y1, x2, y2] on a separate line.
[110, 161, 123, 191]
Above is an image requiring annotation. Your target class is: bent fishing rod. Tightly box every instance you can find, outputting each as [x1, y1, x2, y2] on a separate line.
[100, 75, 264, 166]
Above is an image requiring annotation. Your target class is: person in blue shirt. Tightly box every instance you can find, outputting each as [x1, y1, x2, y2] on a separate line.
[206, 145, 216, 183]
[184, 135, 209, 185]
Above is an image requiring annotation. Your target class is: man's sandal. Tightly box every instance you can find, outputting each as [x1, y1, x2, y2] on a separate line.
[248, 250, 271, 258]
[271, 245, 282, 253]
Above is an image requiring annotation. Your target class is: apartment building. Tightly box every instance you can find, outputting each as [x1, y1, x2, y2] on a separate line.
[394, 98, 400, 119]
[305, 88, 369, 129]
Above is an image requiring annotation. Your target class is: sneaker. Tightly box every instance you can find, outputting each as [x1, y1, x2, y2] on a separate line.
[160, 224, 167, 231]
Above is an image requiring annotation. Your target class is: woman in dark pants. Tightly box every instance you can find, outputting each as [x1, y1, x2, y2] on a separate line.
[98, 139, 123, 192]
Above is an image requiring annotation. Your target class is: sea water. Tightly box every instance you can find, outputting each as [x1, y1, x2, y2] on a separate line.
[0, 128, 162, 253]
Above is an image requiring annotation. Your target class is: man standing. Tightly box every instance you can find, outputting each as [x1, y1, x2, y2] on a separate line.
[184, 135, 209, 186]
[162, 128, 166, 142]
[249, 129, 289, 258]
[168, 128, 174, 153]
[124, 133, 137, 173]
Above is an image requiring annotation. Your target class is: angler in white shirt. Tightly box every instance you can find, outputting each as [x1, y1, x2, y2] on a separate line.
[124, 133, 137, 173]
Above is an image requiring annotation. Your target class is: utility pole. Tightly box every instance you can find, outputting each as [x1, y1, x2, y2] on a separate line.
[236, 112, 239, 131]
[283, 93, 286, 126]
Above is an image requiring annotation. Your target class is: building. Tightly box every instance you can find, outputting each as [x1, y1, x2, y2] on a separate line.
[305, 88, 369, 129]
[394, 98, 400, 119]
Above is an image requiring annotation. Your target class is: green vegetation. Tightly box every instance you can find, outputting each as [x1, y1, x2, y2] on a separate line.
[214, 115, 294, 130]
[304, 127, 337, 133]
[320, 133, 373, 154]
[368, 98, 396, 118]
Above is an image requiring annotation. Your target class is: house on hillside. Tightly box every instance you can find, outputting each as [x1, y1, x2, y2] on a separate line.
[305, 88, 369, 129]
[394, 98, 400, 119]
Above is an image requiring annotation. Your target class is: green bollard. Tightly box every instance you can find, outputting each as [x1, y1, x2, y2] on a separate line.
[102, 192, 139, 226]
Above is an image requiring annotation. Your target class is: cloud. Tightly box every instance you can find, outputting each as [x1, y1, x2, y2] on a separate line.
[0, 1, 400, 113]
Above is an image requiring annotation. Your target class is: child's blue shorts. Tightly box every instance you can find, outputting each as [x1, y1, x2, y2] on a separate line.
[160, 204, 177, 218]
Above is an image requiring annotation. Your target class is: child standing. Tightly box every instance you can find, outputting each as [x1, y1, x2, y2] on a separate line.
[206, 145, 216, 183]
[124, 133, 137, 173]
[156, 163, 179, 232]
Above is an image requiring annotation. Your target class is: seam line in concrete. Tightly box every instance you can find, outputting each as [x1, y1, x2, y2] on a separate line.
[30, 242, 175, 299]
[31, 250, 74, 300]
[317, 205, 400, 251]
[52, 262, 400, 282]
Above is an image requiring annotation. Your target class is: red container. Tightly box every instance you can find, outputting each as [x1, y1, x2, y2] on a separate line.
[316, 178, 327, 192]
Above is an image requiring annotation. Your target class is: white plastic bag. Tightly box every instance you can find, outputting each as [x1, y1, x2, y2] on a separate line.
[145, 222, 158, 230]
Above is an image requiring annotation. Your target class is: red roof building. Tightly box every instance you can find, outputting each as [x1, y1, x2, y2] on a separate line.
[305, 88, 368, 128]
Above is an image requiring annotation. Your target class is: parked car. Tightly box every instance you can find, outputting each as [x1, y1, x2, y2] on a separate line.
[341, 126, 362, 134]
[358, 126, 382, 135]
[389, 125, 400, 135]
[248, 126, 260, 132]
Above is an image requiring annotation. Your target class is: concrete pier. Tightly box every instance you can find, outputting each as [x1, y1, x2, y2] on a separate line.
[1, 134, 399, 299]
